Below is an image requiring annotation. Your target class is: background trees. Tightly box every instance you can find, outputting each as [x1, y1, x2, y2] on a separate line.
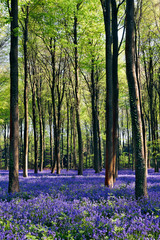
[0, 0, 159, 198]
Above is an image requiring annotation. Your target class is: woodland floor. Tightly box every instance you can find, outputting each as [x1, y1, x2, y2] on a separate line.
[0, 169, 160, 239]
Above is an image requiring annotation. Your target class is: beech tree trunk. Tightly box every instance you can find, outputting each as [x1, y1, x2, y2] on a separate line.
[73, 107, 77, 169]
[42, 112, 46, 168]
[97, 115, 102, 170]
[23, 6, 29, 178]
[74, 6, 83, 175]
[112, 0, 119, 182]
[29, 62, 38, 174]
[91, 58, 99, 173]
[9, 0, 20, 193]
[101, 0, 114, 187]
[70, 106, 73, 169]
[36, 77, 44, 172]
[50, 39, 65, 174]
[66, 97, 69, 171]
[4, 124, 8, 170]
[125, 0, 148, 199]
[48, 102, 53, 169]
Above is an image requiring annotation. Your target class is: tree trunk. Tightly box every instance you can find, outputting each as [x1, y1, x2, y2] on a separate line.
[73, 107, 77, 169]
[36, 75, 44, 172]
[50, 39, 56, 174]
[50, 38, 62, 175]
[66, 98, 69, 171]
[4, 124, 8, 170]
[9, 0, 20, 193]
[91, 58, 99, 173]
[29, 63, 38, 174]
[126, 104, 130, 168]
[61, 125, 64, 169]
[101, 0, 114, 187]
[125, 0, 148, 199]
[48, 102, 53, 169]
[42, 112, 46, 168]
[112, 0, 119, 182]
[70, 106, 73, 169]
[74, 7, 83, 175]
[32, 83, 38, 174]
[23, 6, 29, 178]
[97, 115, 102, 171]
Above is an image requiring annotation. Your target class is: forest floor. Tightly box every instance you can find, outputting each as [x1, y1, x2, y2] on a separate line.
[0, 169, 160, 239]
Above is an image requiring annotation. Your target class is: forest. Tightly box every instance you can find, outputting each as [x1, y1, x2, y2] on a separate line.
[0, 0, 160, 239]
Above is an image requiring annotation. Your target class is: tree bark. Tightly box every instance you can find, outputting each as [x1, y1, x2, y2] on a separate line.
[50, 39, 65, 175]
[29, 62, 38, 174]
[112, 0, 119, 182]
[42, 111, 46, 168]
[66, 96, 69, 171]
[74, 6, 83, 175]
[97, 115, 102, 171]
[70, 106, 73, 169]
[125, 0, 148, 199]
[48, 102, 53, 169]
[8, 0, 20, 193]
[126, 104, 130, 168]
[91, 57, 99, 173]
[23, 6, 29, 178]
[101, 0, 114, 187]
[4, 124, 8, 170]
[73, 107, 77, 169]
[36, 76, 44, 172]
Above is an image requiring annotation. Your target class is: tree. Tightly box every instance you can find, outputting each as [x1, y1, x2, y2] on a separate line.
[100, 0, 114, 187]
[74, 2, 83, 175]
[21, 5, 29, 177]
[29, 56, 39, 174]
[8, 0, 20, 193]
[125, 0, 148, 199]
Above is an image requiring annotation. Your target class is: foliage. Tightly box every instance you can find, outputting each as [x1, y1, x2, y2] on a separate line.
[0, 70, 10, 125]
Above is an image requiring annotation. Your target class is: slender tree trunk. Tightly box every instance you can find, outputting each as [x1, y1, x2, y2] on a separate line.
[97, 115, 102, 171]
[57, 103, 61, 174]
[66, 98, 69, 171]
[126, 104, 130, 168]
[73, 107, 77, 169]
[50, 38, 61, 175]
[125, 0, 148, 199]
[50, 39, 56, 174]
[23, 6, 29, 178]
[112, 0, 119, 182]
[19, 119, 23, 169]
[4, 124, 8, 170]
[48, 103, 53, 169]
[91, 58, 99, 173]
[85, 123, 89, 169]
[56, 127, 61, 174]
[61, 125, 64, 169]
[9, 0, 20, 193]
[36, 76, 43, 172]
[148, 118, 151, 168]
[135, 20, 148, 177]
[39, 109, 43, 172]
[32, 83, 38, 174]
[42, 112, 46, 168]
[74, 7, 83, 175]
[29, 64, 38, 174]
[70, 106, 73, 169]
